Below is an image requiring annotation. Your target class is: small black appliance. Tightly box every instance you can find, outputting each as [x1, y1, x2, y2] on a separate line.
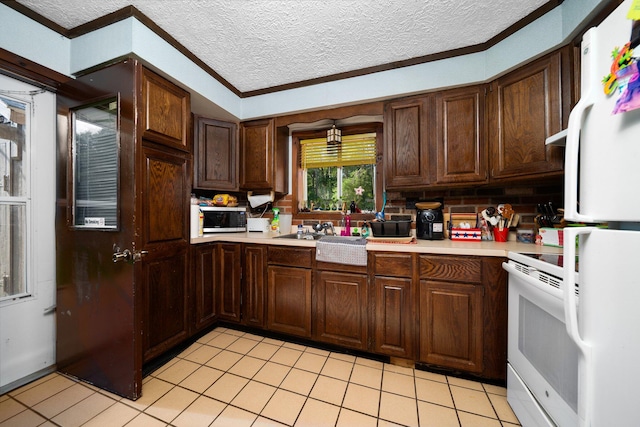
[415, 201, 445, 240]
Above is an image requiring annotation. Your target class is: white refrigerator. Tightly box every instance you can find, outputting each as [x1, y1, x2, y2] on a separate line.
[563, 0, 640, 426]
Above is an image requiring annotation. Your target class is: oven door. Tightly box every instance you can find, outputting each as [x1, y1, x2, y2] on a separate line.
[504, 261, 580, 427]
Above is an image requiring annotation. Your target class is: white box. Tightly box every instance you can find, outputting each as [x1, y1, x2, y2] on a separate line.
[247, 217, 270, 232]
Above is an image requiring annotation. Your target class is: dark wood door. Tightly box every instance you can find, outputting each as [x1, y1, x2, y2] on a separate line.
[55, 61, 143, 400]
[383, 96, 432, 189]
[372, 276, 415, 358]
[267, 265, 312, 338]
[192, 243, 218, 332]
[140, 145, 191, 362]
[194, 117, 238, 190]
[240, 118, 274, 190]
[217, 243, 242, 322]
[435, 85, 487, 184]
[419, 280, 483, 373]
[243, 244, 267, 328]
[488, 49, 565, 179]
[315, 271, 368, 350]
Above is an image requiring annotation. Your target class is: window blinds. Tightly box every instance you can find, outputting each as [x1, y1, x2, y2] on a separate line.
[300, 132, 376, 169]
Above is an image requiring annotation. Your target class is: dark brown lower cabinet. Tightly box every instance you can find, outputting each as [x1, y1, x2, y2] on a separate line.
[267, 265, 312, 337]
[142, 247, 190, 362]
[218, 243, 242, 322]
[192, 243, 218, 333]
[372, 276, 416, 359]
[419, 280, 483, 373]
[314, 269, 368, 350]
[418, 255, 507, 381]
[243, 244, 267, 328]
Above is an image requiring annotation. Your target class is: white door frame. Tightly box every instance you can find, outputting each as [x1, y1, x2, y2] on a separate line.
[0, 74, 56, 393]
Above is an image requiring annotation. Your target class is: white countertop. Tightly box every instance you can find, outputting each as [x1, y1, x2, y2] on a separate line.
[191, 231, 563, 257]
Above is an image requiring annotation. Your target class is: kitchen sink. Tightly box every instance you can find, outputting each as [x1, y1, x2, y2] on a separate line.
[275, 232, 325, 240]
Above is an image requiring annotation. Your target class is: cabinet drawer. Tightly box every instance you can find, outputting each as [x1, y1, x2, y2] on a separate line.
[419, 256, 482, 284]
[268, 246, 314, 268]
[372, 252, 413, 277]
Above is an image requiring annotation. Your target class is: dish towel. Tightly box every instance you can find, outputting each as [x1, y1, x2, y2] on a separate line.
[315, 236, 368, 266]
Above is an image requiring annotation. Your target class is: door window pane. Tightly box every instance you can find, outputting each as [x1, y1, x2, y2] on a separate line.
[73, 99, 118, 229]
[0, 203, 26, 298]
[0, 96, 27, 197]
[0, 95, 27, 299]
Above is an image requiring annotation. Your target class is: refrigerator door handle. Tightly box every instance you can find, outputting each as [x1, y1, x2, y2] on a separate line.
[564, 28, 598, 223]
[563, 226, 594, 427]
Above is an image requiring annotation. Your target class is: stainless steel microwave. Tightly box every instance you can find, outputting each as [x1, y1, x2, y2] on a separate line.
[200, 206, 246, 233]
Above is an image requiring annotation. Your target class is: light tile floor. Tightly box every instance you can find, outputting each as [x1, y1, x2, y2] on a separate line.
[0, 327, 521, 427]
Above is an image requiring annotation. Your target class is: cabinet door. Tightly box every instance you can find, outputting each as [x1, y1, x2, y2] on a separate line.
[488, 50, 565, 179]
[419, 280, 483, 373]
[140, 67, 190, 152]
[141, 146, 190, 362]
[383, 96, 432, 189]
[194, 117, 238, 190]
[267, 266, 312, 338]
[192, 243, 218, 332]
[372, 277, 415, 358]
[315, 271, 368, 350]
[240, 118, 274, 190]
[217, 243, 242, 322]
[243, 245, 267, 328]
[435, 86, 487, 184]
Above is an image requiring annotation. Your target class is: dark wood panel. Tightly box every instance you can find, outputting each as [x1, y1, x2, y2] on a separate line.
[315, 271, 368, 350]
[140, 68, 190, 151]
[419, 255, 482, 284]
[267, 266, 312, 338]
[143, 147, 189, 244]
[372, 276, 415, 358]
[194, 117, 238, 190]
[192, 243, 217, 332]
[435, 85, 487, 184]
[489, 50, 565, 179]
[481, 257, 508, 380]
[218, 243, 242, 322]
[372, 252, 414, 278]
[268, 246, 314, 268]
[240, 118, 273, 190]
[383, 97, 431, 189]
[143, 247, 189, 362]
[419, 280, 483, 373]
[243, 244, 267, 328]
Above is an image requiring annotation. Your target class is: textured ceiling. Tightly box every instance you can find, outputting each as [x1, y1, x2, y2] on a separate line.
[14, 0, 550, 93]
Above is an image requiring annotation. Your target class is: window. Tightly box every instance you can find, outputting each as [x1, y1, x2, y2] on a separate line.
[294, 124, 381, 215]
[0, 95, 27, 299]
[72, 99, 118, 229]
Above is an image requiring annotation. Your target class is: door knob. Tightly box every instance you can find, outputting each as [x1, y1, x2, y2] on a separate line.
[112, 248, 132, 263]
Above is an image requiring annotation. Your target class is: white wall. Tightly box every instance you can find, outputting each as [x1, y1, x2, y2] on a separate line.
[0, 0, 608, 120]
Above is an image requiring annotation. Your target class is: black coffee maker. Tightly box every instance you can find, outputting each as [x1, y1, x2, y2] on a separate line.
[415, 201, 445, 240]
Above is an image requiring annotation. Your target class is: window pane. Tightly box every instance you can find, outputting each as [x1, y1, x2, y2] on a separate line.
[0, 203, 26, 299]
[73, 99, 118, 228]
[0, 96, 27, 197]
[342, 164, 375, 213]
[306, 167, 338, 210]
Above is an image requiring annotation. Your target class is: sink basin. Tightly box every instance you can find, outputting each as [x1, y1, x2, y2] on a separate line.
[275, 232, 324, 240]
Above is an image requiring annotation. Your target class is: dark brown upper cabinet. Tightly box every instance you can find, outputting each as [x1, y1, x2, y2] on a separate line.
[487, 49, 567, 180]
[193, 116, 238, 190]
[435, 85, 488, 185]
[140, 68, 190, 152]
[383, 96, 432, 189]
[240, 118, 288, 194]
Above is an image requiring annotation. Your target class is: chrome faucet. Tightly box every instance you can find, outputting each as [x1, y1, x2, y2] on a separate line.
[313, 222, 335, 235]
